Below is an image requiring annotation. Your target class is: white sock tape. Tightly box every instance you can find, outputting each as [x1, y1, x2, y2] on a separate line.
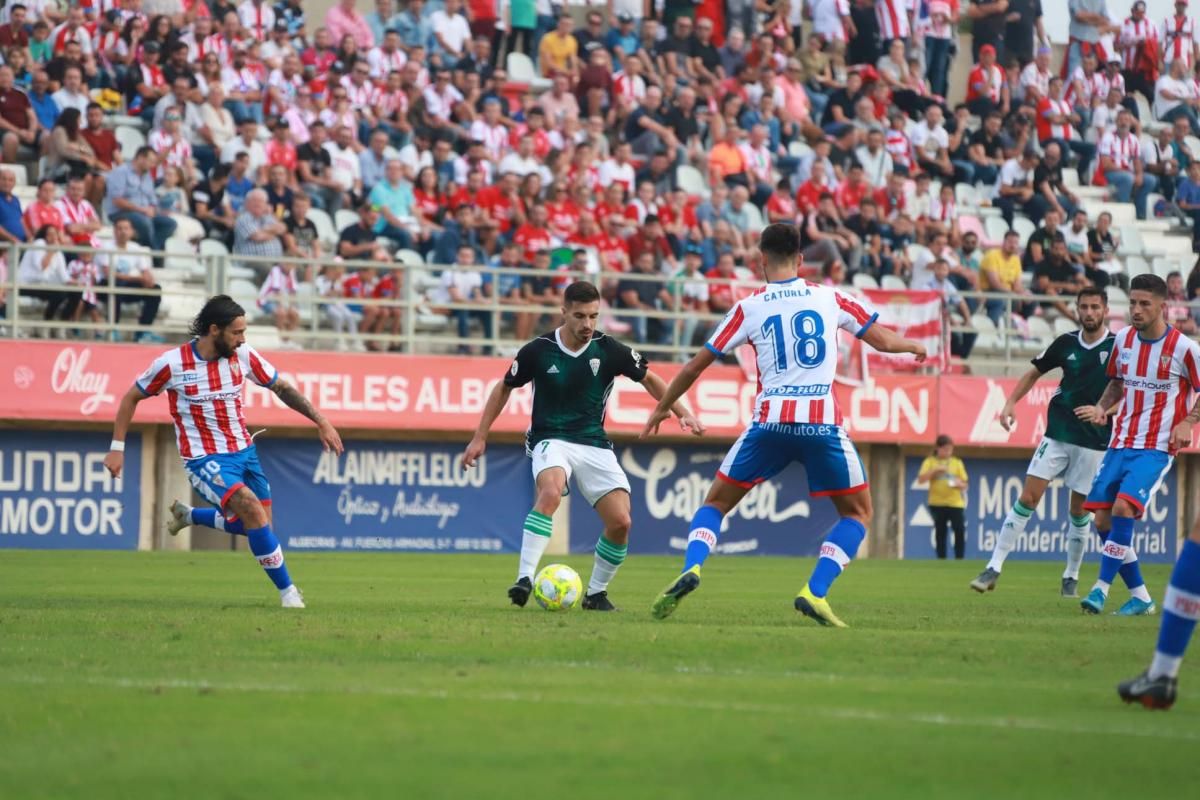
[256, 546, 284, 569]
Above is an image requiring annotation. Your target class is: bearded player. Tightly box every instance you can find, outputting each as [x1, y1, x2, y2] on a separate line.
[970, 288, 1115, 598]
[642, 223, 926, 626]
[103, 296, 344, 608]
[1075, 273, 1200, 618]
[460, 280, 703, 611]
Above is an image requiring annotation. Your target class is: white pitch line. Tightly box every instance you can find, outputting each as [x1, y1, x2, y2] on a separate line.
[3, 674, 1195, 742]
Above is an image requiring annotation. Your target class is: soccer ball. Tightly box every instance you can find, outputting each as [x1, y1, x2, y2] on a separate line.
[533, 564, 583, 611]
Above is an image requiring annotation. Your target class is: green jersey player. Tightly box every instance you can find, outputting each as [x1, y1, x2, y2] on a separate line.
[460, 281, 703, 610]
[970, 287, 1115, 597]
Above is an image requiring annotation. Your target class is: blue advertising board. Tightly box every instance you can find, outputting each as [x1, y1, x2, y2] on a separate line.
[570, 444, 841, 556]
[902, 455, 1179, 562]
[0, 430, 141, 550]
[257, 439, 533, 551]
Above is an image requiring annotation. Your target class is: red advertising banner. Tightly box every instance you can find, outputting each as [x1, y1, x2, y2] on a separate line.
[0, 341, 938, 442]
[937, 375, 1053, 448]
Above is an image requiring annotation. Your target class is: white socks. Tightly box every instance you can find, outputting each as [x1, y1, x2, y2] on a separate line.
[987, 501, 1033, 572]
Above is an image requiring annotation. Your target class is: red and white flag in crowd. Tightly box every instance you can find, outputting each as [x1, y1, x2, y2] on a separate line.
[860, 289, 947, 371]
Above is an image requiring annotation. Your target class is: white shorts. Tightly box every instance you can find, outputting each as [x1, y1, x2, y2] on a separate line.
[1026, 437, 1105, 496]
[530, 439, 631, 507]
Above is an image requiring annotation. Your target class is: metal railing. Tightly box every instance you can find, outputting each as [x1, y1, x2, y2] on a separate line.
[1, 241, 1179, 373]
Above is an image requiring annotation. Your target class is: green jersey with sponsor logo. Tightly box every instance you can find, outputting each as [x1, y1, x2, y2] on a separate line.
[504, 329, 649, 451]
[1030, 330, 1115, 451]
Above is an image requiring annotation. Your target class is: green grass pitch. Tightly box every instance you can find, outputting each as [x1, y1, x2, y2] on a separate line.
[1, 551, 1196, 799]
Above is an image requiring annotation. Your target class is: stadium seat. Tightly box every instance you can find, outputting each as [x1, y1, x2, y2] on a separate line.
[959, 214, 987, 245]
[742, 203, 764, 232]
[1188, 136, 1200, 158]
[164, 238, 195, 271]
[1025, 316, 1053, 342]
[1123, 253, 1148, 274]
[676, 164, 709, 198]
[334, 209, 359, 232]
[1134, 92, 1153, 125]
[1012, 215, 1036, 246]
[954, 184, 978, 210]
[1144, 192, 1168, 221]
[1108, 286, 1130, 307]
[788, 140, 814, 160]
[170, 214, 205, 242]
[852, 273, 879, 290]
[1053, 316, 1077, 336]
[880, 275, 907, 291]
[984, 215, 1009, 244]
[305, 208, 337, 247]
[1118, 225, 1145, 257]
[198, 238, 230, 257]
[395, 248, 424, 266]
[114, 125, 146, 157]
[506, 52, 552, 91]
[970, 314, 996, 334]
[0, 163, 27, 185]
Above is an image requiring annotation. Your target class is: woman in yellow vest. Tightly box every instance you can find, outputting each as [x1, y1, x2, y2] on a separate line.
[918, 434, 969, 559]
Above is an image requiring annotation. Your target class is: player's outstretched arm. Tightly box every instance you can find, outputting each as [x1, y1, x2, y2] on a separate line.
[640, 369, 706, 436]
[640, 348, 717, 438]
[1075, 378, 1123, 425]
[999, 367, 1044, 431]
[272, 379, 344, 454]
[861, 323, 927, 363]
[103, 385, 148, 479]
[461, 381, 513, 470]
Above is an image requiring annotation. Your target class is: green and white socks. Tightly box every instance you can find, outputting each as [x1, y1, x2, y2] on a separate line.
[517, 509, 628, 597]
[986, 500, 1033, 572]
[518, 510, 553, 580]
[1063, 513, 1092, 580]
[588, 536, 627, 596]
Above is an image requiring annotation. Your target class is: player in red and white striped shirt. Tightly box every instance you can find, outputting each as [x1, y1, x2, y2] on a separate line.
[642, 224, 927, 626]
[104, 296, 344, 608]
[1162, 3, 1199, 70]
[1078, 274, 1200, 615]
[1120, 5, 1159, 70]
[874, 0, 912, 43]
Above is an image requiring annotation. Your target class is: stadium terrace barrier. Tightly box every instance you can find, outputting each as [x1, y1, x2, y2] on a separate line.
[3, 242, 1167, 375]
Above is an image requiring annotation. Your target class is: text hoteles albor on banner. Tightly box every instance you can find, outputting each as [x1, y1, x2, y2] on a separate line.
[0, 340, 937, 443]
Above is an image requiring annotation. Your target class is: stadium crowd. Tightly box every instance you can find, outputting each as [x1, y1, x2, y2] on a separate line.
[4, 0, 1200, 352]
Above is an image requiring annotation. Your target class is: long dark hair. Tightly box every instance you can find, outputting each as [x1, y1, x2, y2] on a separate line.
[190, 295, 245, 338]
[56, 107, 81, 138]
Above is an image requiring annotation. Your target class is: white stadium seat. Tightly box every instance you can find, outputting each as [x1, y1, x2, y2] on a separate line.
[852, 273, 879, 290]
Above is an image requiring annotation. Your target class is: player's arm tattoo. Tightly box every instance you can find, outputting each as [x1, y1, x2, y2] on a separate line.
[1185, 398, 1200, 425]
[1095, 378, 1124, 416]
[271, 379, 326, 426]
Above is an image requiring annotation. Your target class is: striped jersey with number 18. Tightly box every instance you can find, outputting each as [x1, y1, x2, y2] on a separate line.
[1106, 325, 1200, 453]
[705, 279, 878, 426]
[135, 341, 279, 459]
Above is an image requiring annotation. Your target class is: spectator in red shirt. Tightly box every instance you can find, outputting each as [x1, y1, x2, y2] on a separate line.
[704, 251, 740, 314]
[544, 183, 580, 239]
[627, 214, 676, 274]
[512, 204, 555, 263]
[475, 171, 523, 234]
[0, 65, 38, 163]
[265, 117, 298, 180]
[834, 162, 871, 218]
[795, 160, 832, 214]
[22, 179, 64, 238]
[0, 5, 30, 50]
[766, 178, 799, 223]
